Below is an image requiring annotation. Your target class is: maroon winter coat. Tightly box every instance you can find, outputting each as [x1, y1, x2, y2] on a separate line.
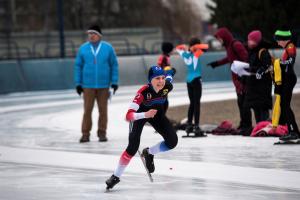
[214, 28, 249, 94]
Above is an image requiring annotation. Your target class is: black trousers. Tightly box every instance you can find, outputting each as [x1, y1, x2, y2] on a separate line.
[187, 77, 202, 125]
[253, 108, 270, 123]
[126, 115, 178, 156]
[163, 98, 169, 114]
[279, 74, 299, 134]
[238, 93, 252, 128]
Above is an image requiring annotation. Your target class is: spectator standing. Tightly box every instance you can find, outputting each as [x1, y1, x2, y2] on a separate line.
[157, 42, 176, 114]
[273, 29, 300, 141]
[74, 25, 119, 143]
[207, 27, 251, 135]
[244, 30, 273, 124]
[176, 38, 208, 136]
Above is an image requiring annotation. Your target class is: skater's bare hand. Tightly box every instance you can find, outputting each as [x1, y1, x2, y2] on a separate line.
[145, 109, 157, 118]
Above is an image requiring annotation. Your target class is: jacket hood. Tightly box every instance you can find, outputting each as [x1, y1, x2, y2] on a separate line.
[215, 27, 234, 47]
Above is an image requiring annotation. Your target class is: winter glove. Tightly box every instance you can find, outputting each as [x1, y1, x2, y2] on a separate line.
[256, 72, 262, 79]
[164, 66, 176, 76]
[111, 84, 118, 95]
[256, 68, 264, 79]
[169, 67, 176, 76]
[207, 61, 218, 68]
[76, 85, 83, 96]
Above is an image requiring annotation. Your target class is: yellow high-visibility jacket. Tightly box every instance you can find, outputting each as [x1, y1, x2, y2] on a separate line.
[272, 59, 281, 127]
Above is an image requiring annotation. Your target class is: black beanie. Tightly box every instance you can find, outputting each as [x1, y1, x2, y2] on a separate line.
[274, 26, 292, 41]
[189, 37, 201, 47]
[274, 30, 292, 41]
[87, 25, 102, 36]
[161, 42, 174, 54]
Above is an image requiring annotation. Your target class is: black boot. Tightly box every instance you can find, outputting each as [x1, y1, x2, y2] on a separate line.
[185, 124, 194, 136]
[279, 132, 299, 141]
[98, 132, 108, 142]
[105, 174, 120, 190]
[99, 136, 108, 142]
[194, 125, 206, 137]
[239, 127, 253, 136]
[142, 148, 155, 173]
[79, 135, 90, 143]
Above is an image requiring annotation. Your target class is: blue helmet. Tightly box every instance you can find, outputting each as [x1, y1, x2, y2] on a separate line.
[148, 66, 165, 82]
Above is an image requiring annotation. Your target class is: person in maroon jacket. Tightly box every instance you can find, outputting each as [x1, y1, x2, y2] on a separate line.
[207, 27, 252, 135]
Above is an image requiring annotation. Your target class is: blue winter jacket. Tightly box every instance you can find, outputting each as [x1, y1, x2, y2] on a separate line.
[74, 41, 119, 88]
[176, 50, 202, 83]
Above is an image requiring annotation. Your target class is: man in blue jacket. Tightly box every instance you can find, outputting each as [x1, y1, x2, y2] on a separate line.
[74, 25, 119, 143]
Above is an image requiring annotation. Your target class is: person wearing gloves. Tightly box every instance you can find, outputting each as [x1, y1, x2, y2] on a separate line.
[244, 30, 273, 124]
[207, 27, 251, 135]
[176, 38, 208, 136]
[74, 25, 119, 143]
[272, 28, 300, 142]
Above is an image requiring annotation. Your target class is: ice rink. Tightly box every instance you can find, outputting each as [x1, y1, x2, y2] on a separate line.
[1, 81, 300, 200]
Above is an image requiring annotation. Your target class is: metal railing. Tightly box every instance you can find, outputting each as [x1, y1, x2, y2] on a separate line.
[0, 34, 187, 60]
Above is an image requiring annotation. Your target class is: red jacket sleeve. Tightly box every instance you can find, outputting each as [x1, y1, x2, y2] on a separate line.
[125, 86, 147, 121]
[281, 43, 296, 66]
[216, 57, 230, 66]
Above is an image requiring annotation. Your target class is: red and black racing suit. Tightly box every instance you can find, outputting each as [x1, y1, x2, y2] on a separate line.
[125, 80, 178, 156]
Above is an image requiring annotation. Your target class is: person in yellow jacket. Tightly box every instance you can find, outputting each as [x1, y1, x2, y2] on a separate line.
[272, 29, 299, 142]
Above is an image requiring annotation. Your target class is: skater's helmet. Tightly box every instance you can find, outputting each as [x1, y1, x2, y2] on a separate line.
[148, 66, 165, 82]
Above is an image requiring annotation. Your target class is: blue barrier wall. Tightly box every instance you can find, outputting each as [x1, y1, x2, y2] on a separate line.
[0, 49, 299, 94]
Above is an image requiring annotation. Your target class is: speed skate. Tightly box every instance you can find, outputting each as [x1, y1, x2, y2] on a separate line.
[274, 139, 300, 145]
[138, 150, 154, 182]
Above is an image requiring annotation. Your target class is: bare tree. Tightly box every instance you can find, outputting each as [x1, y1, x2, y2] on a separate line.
[1, 0, 203, 40]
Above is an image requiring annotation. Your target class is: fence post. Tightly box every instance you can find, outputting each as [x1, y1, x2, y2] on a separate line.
[57, 0, 65, 58]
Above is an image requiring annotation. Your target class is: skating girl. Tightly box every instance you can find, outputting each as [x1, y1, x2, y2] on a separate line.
[105, 66, 177, 189]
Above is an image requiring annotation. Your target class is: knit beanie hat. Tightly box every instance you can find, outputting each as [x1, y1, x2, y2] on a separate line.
[161, 42, 174, 54]
[248, 30, 262, 44]
[87, 25, 102, 36]
[274, 29, 292, 41]
[189, 37, 201, 47]
[148, 66, 165, 82]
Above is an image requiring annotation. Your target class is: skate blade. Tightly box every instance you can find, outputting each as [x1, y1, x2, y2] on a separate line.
[105, 182, 112, 191]
[105, 186, 112, 192]
[182, 134, 207, 138]
[105, 187, 117, 193]
[274, 139, 300, 145]
[138, 150, 154, 182]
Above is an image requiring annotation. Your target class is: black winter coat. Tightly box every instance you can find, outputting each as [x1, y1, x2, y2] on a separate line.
[244, 41, 273, 110]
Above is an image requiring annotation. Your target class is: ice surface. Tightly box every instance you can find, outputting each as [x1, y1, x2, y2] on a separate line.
[1, 81, 300, 200]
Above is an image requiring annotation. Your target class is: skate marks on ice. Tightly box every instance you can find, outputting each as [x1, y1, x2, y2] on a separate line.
[1, 145, 300, 191]
[1, 162, 300, 200]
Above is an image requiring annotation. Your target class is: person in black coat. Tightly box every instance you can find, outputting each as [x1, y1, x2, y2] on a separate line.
[244, 30, 273, 125]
